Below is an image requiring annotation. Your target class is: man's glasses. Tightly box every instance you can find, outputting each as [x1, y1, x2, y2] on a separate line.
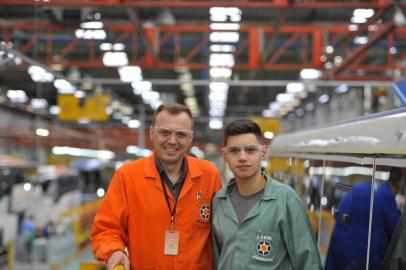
[152, 126, 193, 140]
[222, 144, 264, 156]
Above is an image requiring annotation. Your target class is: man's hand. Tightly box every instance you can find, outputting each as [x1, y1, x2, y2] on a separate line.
[106, 250, 130, 270]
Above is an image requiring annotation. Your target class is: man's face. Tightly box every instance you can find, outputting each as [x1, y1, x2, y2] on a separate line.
[223, 133, 266, 180]
[150, 111, 193, 166]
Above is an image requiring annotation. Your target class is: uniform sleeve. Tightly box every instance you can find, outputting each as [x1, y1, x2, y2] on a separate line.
[211, 198, 221, 269]
[379, 188, 401, 234]
[283, 193, 322, 270]
[90, 169, 129, 262]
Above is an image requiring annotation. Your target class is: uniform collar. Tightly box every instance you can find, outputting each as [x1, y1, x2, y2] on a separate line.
[217, 174, 277, 200]
[144, 153, 202, 180]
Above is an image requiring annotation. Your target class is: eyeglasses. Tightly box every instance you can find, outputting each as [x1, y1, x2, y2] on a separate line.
[222, 144, 264, 156]
[152, 126, 193, 140]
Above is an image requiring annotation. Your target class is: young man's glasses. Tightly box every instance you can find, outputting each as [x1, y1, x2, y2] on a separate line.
[152, 126, 193, 140]
[222, 144, 264, 156]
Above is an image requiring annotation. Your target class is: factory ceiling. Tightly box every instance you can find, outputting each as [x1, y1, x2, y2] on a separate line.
[0, 0, 405, 155]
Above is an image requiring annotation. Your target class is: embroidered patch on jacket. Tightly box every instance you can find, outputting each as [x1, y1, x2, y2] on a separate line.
[199, 204, 210, 220]
[257, 240, 271, 256]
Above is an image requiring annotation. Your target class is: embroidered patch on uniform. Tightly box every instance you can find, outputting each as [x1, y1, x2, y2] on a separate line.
[257, 240, 271, 256]
[199, 204, 210, 220]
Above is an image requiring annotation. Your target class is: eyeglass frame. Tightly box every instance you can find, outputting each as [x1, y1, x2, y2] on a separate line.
[222, 144, 265, 156]
[151, 126, 194, 140]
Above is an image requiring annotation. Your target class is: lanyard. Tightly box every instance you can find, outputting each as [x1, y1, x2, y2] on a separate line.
[160, 176, 185, 232]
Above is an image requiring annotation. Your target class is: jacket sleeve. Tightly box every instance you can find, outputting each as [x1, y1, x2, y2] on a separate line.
[283, 193, 322, 270]
[211, 198, 221, 270]
[90, 169, 129, 262]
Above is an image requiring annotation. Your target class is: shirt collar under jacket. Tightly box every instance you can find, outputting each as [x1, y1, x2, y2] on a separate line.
[216, 174, 277, 201]
[155, 157, 188, 186]
[143, 152, 203, 180]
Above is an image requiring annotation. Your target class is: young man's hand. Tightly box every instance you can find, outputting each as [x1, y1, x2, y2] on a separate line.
[106, 250, 130, 270]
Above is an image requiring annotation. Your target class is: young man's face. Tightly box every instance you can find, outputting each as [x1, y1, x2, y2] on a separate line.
[150, 111, 193, 166]
[223, 133, 267, 181]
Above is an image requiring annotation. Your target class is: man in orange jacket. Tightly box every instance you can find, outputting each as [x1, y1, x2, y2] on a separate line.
[90, 102, 222, 270]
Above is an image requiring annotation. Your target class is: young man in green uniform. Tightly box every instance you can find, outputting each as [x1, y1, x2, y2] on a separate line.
[212, 119, 322, 270]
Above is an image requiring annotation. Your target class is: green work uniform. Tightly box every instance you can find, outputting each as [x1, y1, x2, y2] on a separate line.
[212, 177, 322, 270]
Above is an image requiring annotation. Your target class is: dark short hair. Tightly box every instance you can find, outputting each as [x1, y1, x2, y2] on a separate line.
[389, 167, 402, 184]
[152, 102, 193, 128]
[223, 119, 262, 145]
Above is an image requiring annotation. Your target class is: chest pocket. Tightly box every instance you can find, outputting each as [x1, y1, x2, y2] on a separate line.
[194, 192, 212, 226]
[249, 230, 287, 266]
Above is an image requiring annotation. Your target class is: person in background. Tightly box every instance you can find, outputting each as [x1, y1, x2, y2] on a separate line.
[90, 102, 222, 270]
[325, 167, 402, 270]
[212, 119, 322, 270]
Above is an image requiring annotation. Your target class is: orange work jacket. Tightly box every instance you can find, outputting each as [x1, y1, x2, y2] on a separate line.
[90, 154, 222, 270]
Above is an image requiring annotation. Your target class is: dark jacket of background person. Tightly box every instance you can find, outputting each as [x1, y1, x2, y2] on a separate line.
[382, 209, 406, 270]
[325, 175, 401, 270]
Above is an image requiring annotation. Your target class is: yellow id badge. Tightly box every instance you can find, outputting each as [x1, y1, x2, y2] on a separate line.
[164, 230, 179, 255]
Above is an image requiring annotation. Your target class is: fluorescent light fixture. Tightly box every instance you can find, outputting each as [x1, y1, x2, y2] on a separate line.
[262, 109, 277, 118]
[286, 82, 304, 93]
[210, 53, 235, 67]
[325, 45, 334, 54]
[209, 91, 227, 101]
[54, 79, 76, 94]
[103, 51, 128, 67]
[128, 119, 141, 128]
[264, 131, 274, 139]
[210, 44, 236, 53]
[300, 68, 322, 80]
[318, 94, 330, 104]
[118, 65, 142, 82]
[80, 21, 104, 29]
[52, 146, 115, 159]
[269, 102, 282, 110]
[353, 36, 368, 45]
[335, 84, 349, 94]
[121, 116, 131, 124]
[28, 65, 54, 83]
[149, 100, 163, 110]
[97, 188, 105, 198]
[351, 16, 367, 24]
[126, 145, 152, 157]
[74, 90, 86, 99]
[142, 90, 160, 101]
[210, 32, 240, 43]
[210, 67, 232, 78]
[78, 118, 91, 124]
[348, 24, 359, 31]
[23, 183, 32, 192]
[353, 8, 374, 19]
[209, 108, 225, 117]
[36, 128, 49, 137]
[276, 93, 295, 103]
[209, 82, 229, 92]
[389, 46, 397, 54]
[132, 81, 153, 95]
[113, 43, 125, 51]
[7, 89, 28, 103]
[31, 98, 48, 109]
[210, 7, 241, 22]
[75, 29, 106, 40]
[100, 43, 113, 51]
[210, 23, 240, 31]
[209, 118, 223, 129]
[49, 105, 60, 115]
[295, 108, 305, 117]
[305, 102, 315, 112]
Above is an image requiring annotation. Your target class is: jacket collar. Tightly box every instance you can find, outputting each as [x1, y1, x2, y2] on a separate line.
[216, 174, 277, 200]
[144, 152, 203, 180]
